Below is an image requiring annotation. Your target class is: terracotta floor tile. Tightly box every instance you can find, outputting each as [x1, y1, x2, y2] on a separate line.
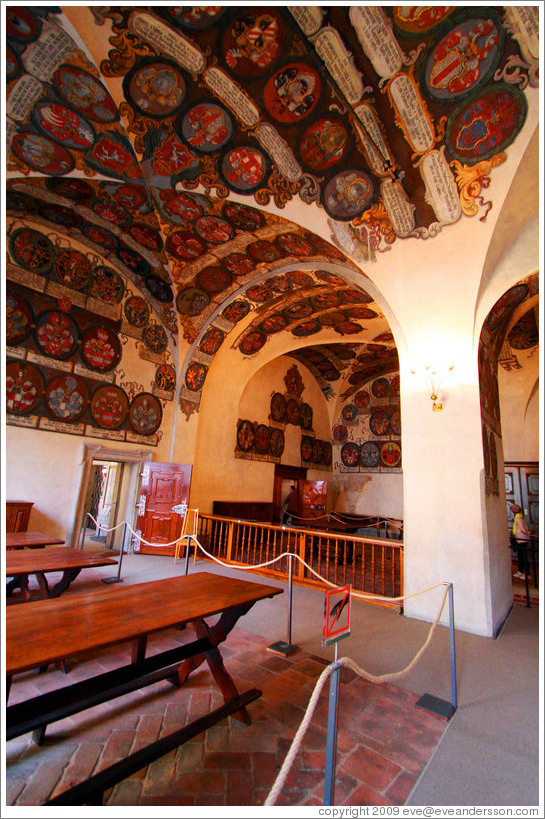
[341, 744, 402, 791]
[6, 629, 447, 807]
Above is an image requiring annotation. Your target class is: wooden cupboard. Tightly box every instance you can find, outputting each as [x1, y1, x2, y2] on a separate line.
[6, 501, 34, 533]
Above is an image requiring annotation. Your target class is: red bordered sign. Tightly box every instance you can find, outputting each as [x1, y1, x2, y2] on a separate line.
[322, 586, 351, 647]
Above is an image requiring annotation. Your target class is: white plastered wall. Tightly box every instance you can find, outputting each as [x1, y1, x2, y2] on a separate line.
[189, 352, 332, 512]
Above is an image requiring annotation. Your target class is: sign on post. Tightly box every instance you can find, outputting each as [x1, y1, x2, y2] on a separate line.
[322, 586, 351, 647]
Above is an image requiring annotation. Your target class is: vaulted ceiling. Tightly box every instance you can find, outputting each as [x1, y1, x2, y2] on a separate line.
[5, 5, 539, 417]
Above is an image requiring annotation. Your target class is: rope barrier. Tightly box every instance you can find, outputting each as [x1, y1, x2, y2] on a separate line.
[85, 508, 449, 807]
[85, 512, 438, 606]
[264, 583, 450, 806]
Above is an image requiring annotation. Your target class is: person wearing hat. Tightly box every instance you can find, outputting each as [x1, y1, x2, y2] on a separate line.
[510, 503, 531, 581]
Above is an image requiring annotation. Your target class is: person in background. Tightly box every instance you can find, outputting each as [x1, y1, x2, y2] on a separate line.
[282, 484, 298, 525]
[510, 503, 531, 581]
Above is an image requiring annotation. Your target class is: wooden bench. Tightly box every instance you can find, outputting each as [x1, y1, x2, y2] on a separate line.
[6, 531, 65, 550]
[6, 546, 118, 601]
[6, 571, 282, 805]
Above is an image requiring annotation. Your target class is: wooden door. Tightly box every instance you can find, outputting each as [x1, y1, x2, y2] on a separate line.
[273, 464, 307, 523]
[134, 462, 192, 556]
[300, 481, 327, 520]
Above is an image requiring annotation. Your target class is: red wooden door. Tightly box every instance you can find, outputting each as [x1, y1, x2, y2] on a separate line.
[300, 481, 327, 520]
[134, 462, 192, 556]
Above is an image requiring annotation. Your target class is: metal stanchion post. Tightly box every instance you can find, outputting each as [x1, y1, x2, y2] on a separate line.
[184, 536, 191, 576]
[323, 648, 341, 806]
[80, 512, 89, 550]
[448, 583, 457, 713]
[416, 582, 457, 720]
[267, 553, 298, 656]
[102, 522, 125, 584]
[523, 544, 531, 608]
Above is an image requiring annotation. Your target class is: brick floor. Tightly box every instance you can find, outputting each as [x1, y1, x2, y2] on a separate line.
[6, 628, 448, 807]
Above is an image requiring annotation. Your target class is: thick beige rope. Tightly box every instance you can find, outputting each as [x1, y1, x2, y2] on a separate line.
[264, 583, 451, 806]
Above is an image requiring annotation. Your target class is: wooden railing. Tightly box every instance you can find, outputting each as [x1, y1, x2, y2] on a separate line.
[196, 515, 404, 606]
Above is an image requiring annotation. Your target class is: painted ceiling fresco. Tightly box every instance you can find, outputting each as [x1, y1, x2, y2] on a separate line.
[5, 5, 539, 423]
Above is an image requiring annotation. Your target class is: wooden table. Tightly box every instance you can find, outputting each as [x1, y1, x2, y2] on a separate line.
[6, 531, 65, 550]
[6, 571, 282, 805]
[6, 547, 118, 601]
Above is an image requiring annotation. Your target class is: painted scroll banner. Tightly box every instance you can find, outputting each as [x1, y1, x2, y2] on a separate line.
[204, 68, 260, 128]
[349, 6, 403, 80]
[354, 102, 394, 177]
[129, 11, 206, 75]
[314, 27, 364, 105]
[389, 75, 434, 154]
[255, 123, 302, 182]
[419, 148, 462, 225]
[504, 6, 539, 62]
[7, 75, 44, 121]
[21, 22, 75, 82]
[380, 179, 415, 238]
[288, 5, 324, 37]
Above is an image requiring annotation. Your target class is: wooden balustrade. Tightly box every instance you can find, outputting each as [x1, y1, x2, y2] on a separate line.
[196, 515, 403, 607]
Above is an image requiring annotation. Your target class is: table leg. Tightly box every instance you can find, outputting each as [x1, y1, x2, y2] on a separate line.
[35, 572, 50, 599]
[48, 569, 81, 598]
[6, 574, 30, 600]
[176, 603, 254, 724]
[132, 635, 147, 666]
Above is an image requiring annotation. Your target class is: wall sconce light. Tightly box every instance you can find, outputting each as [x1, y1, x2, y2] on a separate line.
[410, 365, 454, 412]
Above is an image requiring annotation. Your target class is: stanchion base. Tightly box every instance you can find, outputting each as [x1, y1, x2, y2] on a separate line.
[101, 577, 123, 584]
[416, 693, 456, 721]
[266, 641, 298, 656]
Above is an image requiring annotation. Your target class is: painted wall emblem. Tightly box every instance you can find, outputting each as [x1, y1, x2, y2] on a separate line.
[125, 60, 186, 117]
[124, 295, 150, 327]
[129, 393, 162, 435]
[9, 227, 54, 274]
[89, 266, 125, 304]
[221, 146, 269, 192]
[53, 64, 118, 123]
[80, 326, 121, 372]
[6, 361, 43, 414]
[180, 102, 233, 152]
[54, 248, 91, 291]
[45, 375, 88, 422]
[196, 265, 233, 295]
[199, 327, 225, 355]
[393, 6, 456, 34]
[263, 62, 321, 123]
[446, 85, 527, 164]
[34, 310, 78, 360]
[176, 287, 210, 316]
[91, 385, 129, 429]
[222, 201, 264, 231]
[223, 11, 284, 76]
[11, 132, 74, 175]
[298, 117, 351, 172]
[360, 441, 380, 468]
[222, 300, 250, 323]
[185, 362, 208, 391]
[46, 177, 93, 203]
[6, 7, 41, 42]
[423, 17, 503, 101]
[166, 229, 206, 261]
[32, 102, 95, 150]
[322, 170, 374, 220]
[144, 274, 173, 303]
[6, 292, 33, 345]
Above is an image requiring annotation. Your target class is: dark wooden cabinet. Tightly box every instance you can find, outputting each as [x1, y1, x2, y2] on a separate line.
[213, 501, 275, 523]
[6, 501, 34, 533]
